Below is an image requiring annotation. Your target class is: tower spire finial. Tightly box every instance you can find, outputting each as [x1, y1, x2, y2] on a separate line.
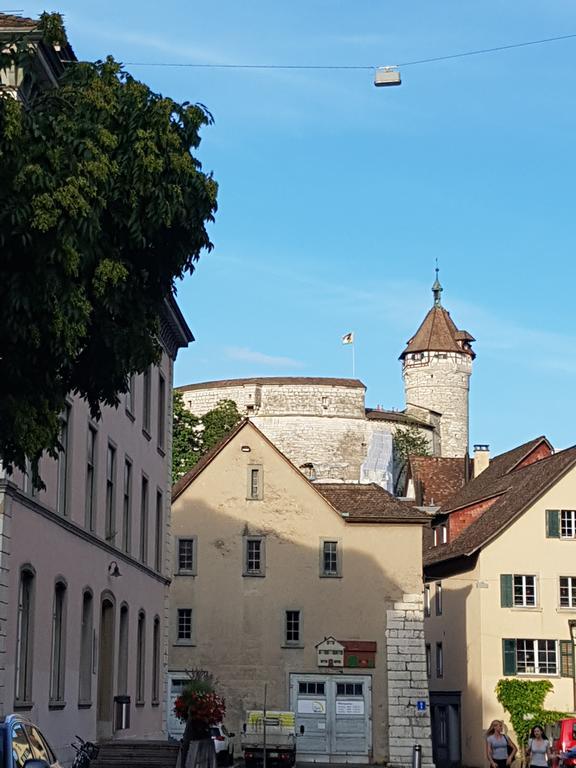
[432, 259, 443, 307]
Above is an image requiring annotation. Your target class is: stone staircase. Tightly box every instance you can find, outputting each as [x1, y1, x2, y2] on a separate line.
[91, 740, 180, 768]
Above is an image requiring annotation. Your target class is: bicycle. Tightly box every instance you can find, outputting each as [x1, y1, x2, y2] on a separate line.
[71, 735, 99, 768]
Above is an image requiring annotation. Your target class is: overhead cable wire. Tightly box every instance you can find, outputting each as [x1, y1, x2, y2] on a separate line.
[121, 31, 576, 70]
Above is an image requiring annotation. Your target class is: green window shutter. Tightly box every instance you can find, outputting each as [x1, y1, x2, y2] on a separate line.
[560, 640, 575, 678]
[502, 639, 517, 675]
[546, 510, 560, 538]
[500, 574, 513, 607]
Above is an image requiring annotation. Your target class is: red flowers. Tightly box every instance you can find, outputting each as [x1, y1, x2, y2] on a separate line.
[174, 690, 226, 725]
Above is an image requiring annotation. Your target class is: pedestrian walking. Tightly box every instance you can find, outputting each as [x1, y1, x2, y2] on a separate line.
[525, 725, 552, 767]
[486, 719, 518, 768]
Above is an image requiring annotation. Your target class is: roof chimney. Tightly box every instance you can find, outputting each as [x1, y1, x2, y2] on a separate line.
[473, 444, 490, 477]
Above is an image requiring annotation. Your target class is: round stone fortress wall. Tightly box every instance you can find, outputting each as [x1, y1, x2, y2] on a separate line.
[178, 378, 435, 489]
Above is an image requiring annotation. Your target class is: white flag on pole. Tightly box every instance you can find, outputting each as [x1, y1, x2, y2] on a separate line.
[341, 332, 354, 345]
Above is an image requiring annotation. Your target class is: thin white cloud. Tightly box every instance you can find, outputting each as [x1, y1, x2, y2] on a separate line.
[225, 347, 303, 369]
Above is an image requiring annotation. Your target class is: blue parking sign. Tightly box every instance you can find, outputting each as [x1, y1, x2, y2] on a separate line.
[417, 701, 426, 711]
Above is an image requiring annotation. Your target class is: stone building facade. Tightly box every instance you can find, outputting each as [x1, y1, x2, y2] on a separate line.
[178, 276, 474, 487]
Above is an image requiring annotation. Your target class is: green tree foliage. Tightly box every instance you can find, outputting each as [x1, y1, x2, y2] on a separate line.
[0, 18, 217, 481]
[393, 425, 431, 460]
[495, 678, 570, 746]
[172, 395, 241, 483]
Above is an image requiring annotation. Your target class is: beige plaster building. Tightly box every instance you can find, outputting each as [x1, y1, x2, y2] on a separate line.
[178, 274, 475, 491]
[424, 437, 576, 768]
[169, 419, 434, 767]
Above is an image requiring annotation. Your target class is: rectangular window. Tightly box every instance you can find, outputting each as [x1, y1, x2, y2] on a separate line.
[424, 585, 431, 617]
[436, 642, 444, 678]
[177, 609, 192, 641]
[177, 538, 196, 574]
[157, 372, 166, 450]
[57, 405, 71, 515]
[85, 425, 97, 531]
[140, 475, 149, 564]
[321, 540, 340, 577]
[336, 682, 363, 696]
[152, 617, 160, 704]
[426, 643, 432, 679]
[15, 569, 35, 704]
[136, 612, 146, 704]
[435, 582, 442, 616]
[299, 682, 325, 695]
[49, 582, 67, 703]
[441, 524, 448, 544]
[561, 510, 576, 539]
[560, 576, 576, 608]
[105, 443, 117, 543]
[285, 610, 301, 645]
[247, 466, 263, 500]
[513, 575, 537, 607]
[433, 528, 438, 547]
[122, 458, 132, 554]
[78, 591, 93, 705]
[516, 639, 557, 675]
[244, 537, 265, 576]
[142, 366, 152, 435]
[118, 606, 129, 696]
[126, 374, 135, 416]
[560, 640, 575, 678]
[155, 490, 163, 572]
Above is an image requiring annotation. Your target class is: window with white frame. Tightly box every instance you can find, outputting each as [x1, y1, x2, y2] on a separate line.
[177, 538, 196, 573]
[177, 608, 192, 641]
[244, 536, 265, 576]
[321, 540, 340, 577]
[285, 610, 301, 645]
[513, 575, 537, 607]
[561, 510, 576, 539]
[559, 576, 576, 608]
[516, 639, 557, 675]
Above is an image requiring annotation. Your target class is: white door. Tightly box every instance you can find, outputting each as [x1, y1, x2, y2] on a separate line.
[167, 675, 190, 739]
[290, 674, 372, 764]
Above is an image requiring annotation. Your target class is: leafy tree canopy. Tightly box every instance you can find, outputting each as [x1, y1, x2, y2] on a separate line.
[495, 678, 570, 746]
[172, 393, 241, 483]
[0, 15, 217, 481]
[393, 425, 431, 460]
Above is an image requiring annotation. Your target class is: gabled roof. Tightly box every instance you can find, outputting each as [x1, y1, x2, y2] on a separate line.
[425, 440, 576, 568]
[315, 483, 429, 523]
[172, 420, 428, 524]
[408, 456, 469, 506]
[400, 305, 475, 360]
[177, 377, 366, 391]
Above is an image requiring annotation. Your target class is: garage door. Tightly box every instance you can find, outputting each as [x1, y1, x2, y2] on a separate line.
[290, 674, 372, 764]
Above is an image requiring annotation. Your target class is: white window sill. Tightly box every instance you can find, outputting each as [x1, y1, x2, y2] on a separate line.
[174, 640, 195, 647]
[510, 606, 542, 612]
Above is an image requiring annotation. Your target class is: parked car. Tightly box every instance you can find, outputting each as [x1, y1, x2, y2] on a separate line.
[0, 714, 62, 767]
[211, 724, 235, 766]
[548, 717, 576, 767]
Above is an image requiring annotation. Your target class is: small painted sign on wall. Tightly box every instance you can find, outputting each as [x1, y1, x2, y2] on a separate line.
[316, 636, 344, 667]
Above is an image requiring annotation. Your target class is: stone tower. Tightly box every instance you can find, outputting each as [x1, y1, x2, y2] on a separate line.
[400, 271, 475, 458]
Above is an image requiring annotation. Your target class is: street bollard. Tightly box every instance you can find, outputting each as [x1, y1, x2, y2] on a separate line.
[412, 744, 422, 768]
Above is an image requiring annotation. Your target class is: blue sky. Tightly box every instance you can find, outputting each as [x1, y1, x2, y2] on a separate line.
[29, 0, 576, 454]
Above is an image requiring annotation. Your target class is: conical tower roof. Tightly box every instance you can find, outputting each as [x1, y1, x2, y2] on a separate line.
[400, 272, 475, 360]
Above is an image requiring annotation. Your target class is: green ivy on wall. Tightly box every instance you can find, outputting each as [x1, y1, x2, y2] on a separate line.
[495, 679, 570, 746]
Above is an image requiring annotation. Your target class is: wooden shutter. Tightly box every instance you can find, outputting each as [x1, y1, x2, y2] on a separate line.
[560, 640, 575, 678]
[546, 510, 560, 538]
[502, 639, 517, 675]
[500, 574, 513, 607]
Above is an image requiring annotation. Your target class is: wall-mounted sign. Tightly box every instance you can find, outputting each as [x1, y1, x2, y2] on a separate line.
[341, 641, 377, 669]
[297, 699, 326, 714]
[417, 701, 427, 712]
[315, 636, 344, 667]
[336, 699, 365, 715]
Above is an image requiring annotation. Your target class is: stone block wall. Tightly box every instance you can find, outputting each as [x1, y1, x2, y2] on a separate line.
[386, 593, 434, 768]
[403, 354, 472, 458]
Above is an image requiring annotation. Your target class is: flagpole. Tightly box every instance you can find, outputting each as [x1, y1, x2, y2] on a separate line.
[352, 342, 355, 378]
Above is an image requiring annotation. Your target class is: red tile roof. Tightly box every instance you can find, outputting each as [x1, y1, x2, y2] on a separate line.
[425, 439, 576, 568]
[0, 13, 37, 29]
[408, 456, 469, 506]
[400, 306, 475, 360]
[315, 483, 429, 523]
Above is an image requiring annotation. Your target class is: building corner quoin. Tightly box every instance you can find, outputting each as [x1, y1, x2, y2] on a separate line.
[386, 593, 435, 768]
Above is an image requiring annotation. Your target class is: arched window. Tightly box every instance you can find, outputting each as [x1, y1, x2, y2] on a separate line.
[118, 604, 129, 696]
[78, 589, 93, 705]
[15, 566, 35, 704]
[152, 616, 160, 705]
[136, 611, 146, 705]
[49, 580, 67, 703]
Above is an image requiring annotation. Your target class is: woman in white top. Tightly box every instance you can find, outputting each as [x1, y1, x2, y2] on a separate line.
[486, 720, 517, 768]
[526, 725, 553, 767]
